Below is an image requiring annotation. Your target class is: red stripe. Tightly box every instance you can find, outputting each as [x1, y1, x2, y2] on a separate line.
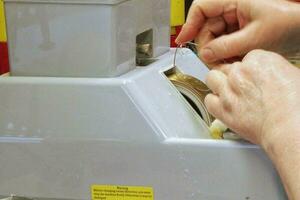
[170, 25, 183, 47]
[0, 42, 10, 74]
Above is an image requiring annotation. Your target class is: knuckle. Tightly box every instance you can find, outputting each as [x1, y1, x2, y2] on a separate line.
[263, 51, 284, 61]
[204, 94, 213, 110]
[221, 96, 232, 112]
[244, 49, 265, 60]
[214, 37, 232, 59]
[204, 95, 219, 117]
[240, 63, 253, 74]
[192, 0, 198, 5]
[192, 0, 201, 7]
[228, 62, 242, 79]
[205, 70, 218, 84]
[242, 51, 266, 69]
[243, 50, 286, 70]
[227, 63, 245, 94]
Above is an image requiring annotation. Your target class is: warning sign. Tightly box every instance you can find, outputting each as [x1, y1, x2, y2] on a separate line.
[91, 185, 154, 200]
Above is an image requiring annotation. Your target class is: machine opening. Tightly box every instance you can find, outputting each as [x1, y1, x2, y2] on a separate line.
[181, 93, 203, 119]
[136, 29, 155, 66]
[166, 70, 213, 125]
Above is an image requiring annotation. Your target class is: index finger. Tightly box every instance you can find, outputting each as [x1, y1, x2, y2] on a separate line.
[176, 0, 237, 44]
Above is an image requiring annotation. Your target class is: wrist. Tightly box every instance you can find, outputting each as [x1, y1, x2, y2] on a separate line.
[261, 119, 300, 159]
[261, 117, 300, 200]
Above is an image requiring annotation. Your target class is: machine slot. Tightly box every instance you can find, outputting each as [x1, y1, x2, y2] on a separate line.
[165, 68, 213, 126]
[136, 29, 156, 66]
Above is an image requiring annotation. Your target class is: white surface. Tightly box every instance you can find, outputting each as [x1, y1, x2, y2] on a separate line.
[4, 0, 169, 77]
[0, 50, 287, 199]
[0, 51, 210, 140]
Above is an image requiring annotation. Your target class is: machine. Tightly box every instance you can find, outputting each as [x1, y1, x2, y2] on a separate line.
[0, 0, 287, 199]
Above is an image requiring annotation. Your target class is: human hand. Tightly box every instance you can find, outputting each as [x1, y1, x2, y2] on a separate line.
[204, 50, 300, 146]
[176, 0, 300, 65]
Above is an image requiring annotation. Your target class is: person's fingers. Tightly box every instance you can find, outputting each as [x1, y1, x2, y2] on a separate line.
[199, 22, 258, 63]
[175, 0, 207, 44]
[195, 17, 226, 54]
[242, 49, 276, 64]
[195, 27, 214, 50]
[212, 63, 232, 75]
[176, 0, 238, 44]
[194, 17, 227, 68]
[206, 17, 227, 36]
[204, 93, 234, 121]
[206, 69, 236, 112]
[225, 62, 247, 95]
[226, 23, 239, 34]
[204, 94, 224, 119]
[205, 70, 228, 95]
[195, 30, 217, 69]
[223, 5, 238, 26]
[210, 62, 249, 96]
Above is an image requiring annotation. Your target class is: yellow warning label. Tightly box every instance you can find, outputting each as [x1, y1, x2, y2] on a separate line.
[91, 185, 154, 200]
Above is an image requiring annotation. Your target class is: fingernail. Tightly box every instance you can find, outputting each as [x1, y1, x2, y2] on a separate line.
[175, 34, 183, 45]
[175, 24, 186, 44]
[175, 37, 181, 45]
[200, 48, 215, 62]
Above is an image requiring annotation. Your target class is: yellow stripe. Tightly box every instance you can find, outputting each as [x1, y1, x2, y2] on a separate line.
[170, 0, 185, 27]
[0, 0, 7, 42]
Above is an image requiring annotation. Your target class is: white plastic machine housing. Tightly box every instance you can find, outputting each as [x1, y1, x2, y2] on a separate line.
[1, 0, 287, 199]
[4, 0, 170, 77]
[0, 50, 287, 200]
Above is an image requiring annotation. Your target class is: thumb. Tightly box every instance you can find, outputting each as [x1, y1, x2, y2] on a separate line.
[200, 23, 258, 63]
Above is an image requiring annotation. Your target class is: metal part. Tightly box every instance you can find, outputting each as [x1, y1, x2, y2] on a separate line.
[136, 29, 154, 66]
[168, 70, 214, 126]
[136, 44, 152, 57]
[288, 53, 300, 68]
